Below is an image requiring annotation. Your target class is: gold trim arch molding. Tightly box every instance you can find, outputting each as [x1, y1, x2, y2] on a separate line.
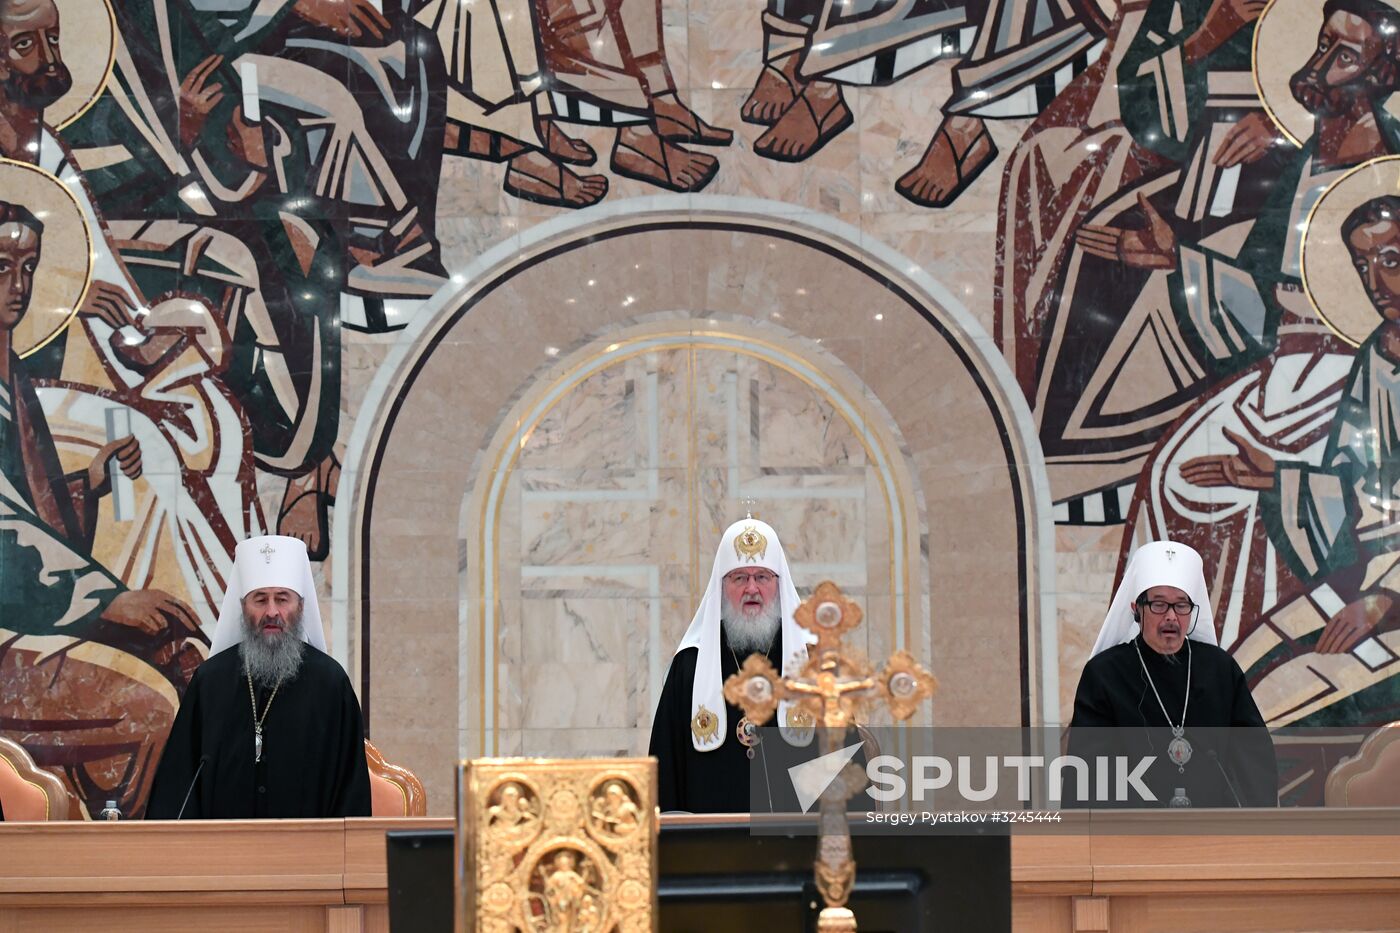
[334, 200, 1055, 777]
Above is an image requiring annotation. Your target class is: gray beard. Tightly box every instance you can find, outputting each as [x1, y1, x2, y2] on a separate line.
[721, 594, 781, 654]
[241, 612, 306, 688]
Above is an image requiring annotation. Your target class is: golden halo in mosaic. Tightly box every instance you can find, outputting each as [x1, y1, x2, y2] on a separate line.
[1299, 156, 1400, 347]
[0, 160, 94, 358]
[1252, 0, 1400, 147]
[48, 0, 118, 130]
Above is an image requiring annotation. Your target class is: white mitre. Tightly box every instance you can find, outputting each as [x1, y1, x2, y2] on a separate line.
[208, 535, 327, 656]
[675, 518, 815, 752]
[1090, 540, 1218, 658]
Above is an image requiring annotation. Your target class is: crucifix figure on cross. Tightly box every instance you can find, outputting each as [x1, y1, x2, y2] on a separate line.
[724, 580, 936, 933]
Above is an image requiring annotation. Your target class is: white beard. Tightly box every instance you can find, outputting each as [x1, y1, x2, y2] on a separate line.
[721, 594, 782, 654]
[241, 611, 307, 688]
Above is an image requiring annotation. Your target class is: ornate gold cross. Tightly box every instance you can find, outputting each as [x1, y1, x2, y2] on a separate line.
[723, 581, 936, 932]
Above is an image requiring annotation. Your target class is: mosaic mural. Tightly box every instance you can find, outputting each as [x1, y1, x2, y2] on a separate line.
[1, 0, 1398, 815]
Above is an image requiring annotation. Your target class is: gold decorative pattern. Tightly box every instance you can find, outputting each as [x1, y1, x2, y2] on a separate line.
[721, 653, 782, 725]
[793, 581, 864, 652]
[457, 758, 657, 933]
[733, 524, 769, 563]
[878, 651, 939, 722]
[689, 705, 719, 745]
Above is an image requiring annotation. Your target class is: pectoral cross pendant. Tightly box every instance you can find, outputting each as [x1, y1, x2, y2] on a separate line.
[737, 717, 760, 759]
[255, 726, 263, 763]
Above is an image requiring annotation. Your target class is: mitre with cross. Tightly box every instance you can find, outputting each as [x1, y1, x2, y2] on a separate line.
[208, 535, 328, 655]
[1090, 540, 1218, 658]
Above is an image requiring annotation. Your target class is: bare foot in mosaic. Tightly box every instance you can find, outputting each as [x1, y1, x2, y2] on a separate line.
[539, 117, 597, 166]
[895, 114, 997, 208]
[503, 150, 609, 208]
[611, 126, 719, 192]
[277, 454, 340, 561]
[741, 53, 804, 126]
[753, 80, 852, 163]
[652, 92, 733, 146]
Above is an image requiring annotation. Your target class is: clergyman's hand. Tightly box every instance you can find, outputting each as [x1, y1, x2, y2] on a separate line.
[87, 434, 141, 496]
[1075, 192, 1178, 270]
[1179, 426, 1276, 490]
[1317, 592, 1396, 654]
[178, 55, 225, 150]
[100, 589, 202, 639]
[291, 0, 390, 41]
[1214, 112, 1287, 168]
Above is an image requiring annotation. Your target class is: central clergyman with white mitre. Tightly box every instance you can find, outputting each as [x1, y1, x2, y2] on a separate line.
[649, 518, 816, 813]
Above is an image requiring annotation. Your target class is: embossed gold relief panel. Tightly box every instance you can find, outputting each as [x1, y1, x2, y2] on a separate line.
[457, 758, 657, 933]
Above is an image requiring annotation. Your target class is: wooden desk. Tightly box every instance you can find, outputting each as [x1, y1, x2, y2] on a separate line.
[3, 812, 1400, 932]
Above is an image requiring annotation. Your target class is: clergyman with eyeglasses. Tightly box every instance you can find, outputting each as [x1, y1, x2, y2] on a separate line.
[1064, 542, 1277, 808]
[648, 517, 819, 813]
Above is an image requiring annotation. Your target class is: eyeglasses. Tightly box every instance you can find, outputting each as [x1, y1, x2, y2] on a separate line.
[726, 571, 776, 587]
[1141, 599, 1195, 617]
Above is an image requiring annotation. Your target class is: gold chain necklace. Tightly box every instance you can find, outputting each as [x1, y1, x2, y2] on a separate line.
[246, 668, 281, 764]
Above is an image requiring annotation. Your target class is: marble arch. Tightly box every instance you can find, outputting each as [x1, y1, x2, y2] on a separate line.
[334, 198, 1054, 805]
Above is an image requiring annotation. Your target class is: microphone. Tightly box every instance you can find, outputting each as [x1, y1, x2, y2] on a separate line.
[176, 755, 209, 820]
[1206, 749, 1243, 808]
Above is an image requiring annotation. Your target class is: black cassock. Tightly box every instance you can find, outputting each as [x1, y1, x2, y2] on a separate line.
[1066, 635, 1278, 808]
[650, 626, 806, 813]
[146, 645, 371, 819]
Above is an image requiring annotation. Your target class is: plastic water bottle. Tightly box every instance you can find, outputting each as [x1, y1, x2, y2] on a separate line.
[100, 800, 121, 821]
[1168, 788, 1191, 808]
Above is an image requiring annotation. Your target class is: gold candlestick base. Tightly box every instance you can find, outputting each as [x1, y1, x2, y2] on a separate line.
[817, 906, 858, 932]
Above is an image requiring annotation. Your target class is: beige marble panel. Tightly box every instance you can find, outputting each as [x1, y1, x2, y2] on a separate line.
[517, 359, 642, 471]
[685, 0, 762, 93]
[520, 727, 651, 759]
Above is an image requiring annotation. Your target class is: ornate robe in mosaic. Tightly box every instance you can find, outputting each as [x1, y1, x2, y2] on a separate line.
[1122, 119, 1400, 642]
[782, 0, 974, 86]
[417, 0, 553, 146]
[64, 0, 346, 477]
[26, 128, 257, 622]
[0, 348, 190, 820]
[0, 353, 118, 640]
[944, 0, 1108, 118]
[1028, 4, 1334, 501]
[996, 0, 1170, 396]
[764, 0, 1102, 103]
[1267, 334, 1400, 586]
[1221, 335, 1400, 733]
